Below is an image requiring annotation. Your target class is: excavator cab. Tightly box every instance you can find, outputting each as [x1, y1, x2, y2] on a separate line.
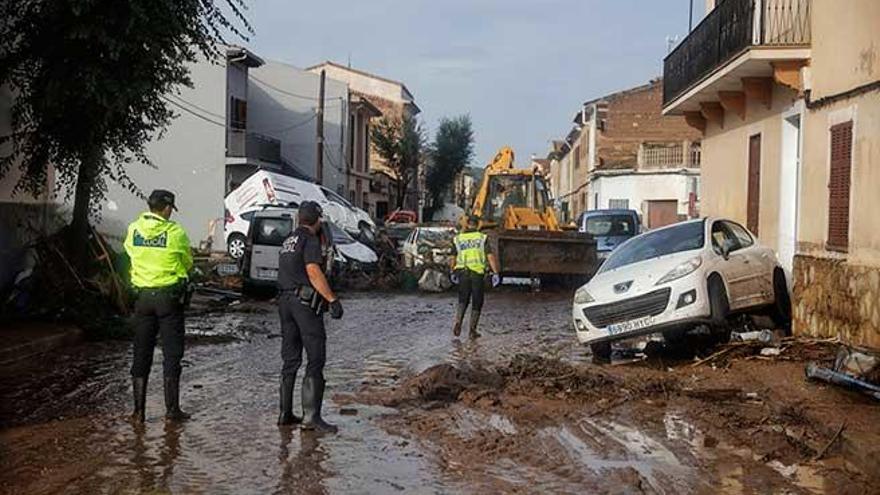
[465, 146, 597, 282]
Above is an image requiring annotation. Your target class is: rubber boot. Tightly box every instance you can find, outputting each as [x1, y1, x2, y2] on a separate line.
[300, 376, 337, 433]
[469, 310, 482, 338]
[277, 374, 302, 425]
[164, 374, 190, 422]
[452, 303, 467, 337]
[131, 376, 148, 423]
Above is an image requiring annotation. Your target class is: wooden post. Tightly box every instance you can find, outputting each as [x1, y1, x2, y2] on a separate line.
[316, 69, 326, 184]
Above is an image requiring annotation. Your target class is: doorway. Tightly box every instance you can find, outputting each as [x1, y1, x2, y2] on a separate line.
[778, 112, 802, 281]
[747, 134, 762, 235]
[646, 200, 679, 229]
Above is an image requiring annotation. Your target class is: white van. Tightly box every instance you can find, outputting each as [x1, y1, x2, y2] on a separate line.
[225, 170, 375, 258]
[240, 206, 378, 292]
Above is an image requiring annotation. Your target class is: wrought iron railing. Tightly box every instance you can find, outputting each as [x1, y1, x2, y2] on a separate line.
[663, 0, 811, 105]
[227, 130, 282, 164]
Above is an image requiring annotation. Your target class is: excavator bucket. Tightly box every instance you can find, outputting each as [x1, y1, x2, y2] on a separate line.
[491, 230, 597, 278]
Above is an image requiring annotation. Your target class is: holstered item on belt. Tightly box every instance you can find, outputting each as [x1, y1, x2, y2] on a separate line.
[295, 286, 328, 315]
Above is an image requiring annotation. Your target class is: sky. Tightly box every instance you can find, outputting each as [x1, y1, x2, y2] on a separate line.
[246, 0, 699, 167]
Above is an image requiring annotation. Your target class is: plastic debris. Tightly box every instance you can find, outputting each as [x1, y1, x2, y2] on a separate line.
[805, 362, 880, 400]
[760, 347, 782, 357]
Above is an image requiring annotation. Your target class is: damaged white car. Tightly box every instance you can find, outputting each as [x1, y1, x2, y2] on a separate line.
[572, 218, 791, 360]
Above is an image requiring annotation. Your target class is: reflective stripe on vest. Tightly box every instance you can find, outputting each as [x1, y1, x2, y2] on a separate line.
[454, 231, 488, 274]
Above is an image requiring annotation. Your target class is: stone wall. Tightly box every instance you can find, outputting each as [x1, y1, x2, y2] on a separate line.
[793, 254, 880, 350]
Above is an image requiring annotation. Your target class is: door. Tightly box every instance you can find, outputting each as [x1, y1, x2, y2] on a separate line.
[747, 134, 761, 235]
[248, 216, 294, 281]
[710, 220, 753, 309]
[777, 114, 801, 282]
[723, 220, 774, 305]
[646, 200, 679, 229]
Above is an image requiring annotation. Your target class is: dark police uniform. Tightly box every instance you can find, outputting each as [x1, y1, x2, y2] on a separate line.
[277, 224, 328, 382]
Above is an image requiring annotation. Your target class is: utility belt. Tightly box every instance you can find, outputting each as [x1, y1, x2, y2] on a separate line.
[134, 280, 193, 308]
[281, 285, 328, 315]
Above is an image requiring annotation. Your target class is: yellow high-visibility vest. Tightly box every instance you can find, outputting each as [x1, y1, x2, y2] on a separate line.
[124, 212, 193, 288]
[454, 231, 488, 274]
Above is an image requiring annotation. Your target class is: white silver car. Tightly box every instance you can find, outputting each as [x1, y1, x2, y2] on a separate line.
[572, 218, 791, 359]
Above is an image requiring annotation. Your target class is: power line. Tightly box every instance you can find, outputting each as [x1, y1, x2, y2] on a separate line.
[161, 96, 227, 127]
[165, 94, 226, 120]
[250, 74, 346, 105]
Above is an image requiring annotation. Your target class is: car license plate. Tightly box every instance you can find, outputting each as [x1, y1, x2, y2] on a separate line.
[258, 268, 278, 278]
[607, 316, 654, 335]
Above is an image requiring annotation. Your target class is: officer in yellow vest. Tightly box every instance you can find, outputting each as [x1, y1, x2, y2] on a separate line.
[451, 216, 500, 338]
[123, 190, 193, 423]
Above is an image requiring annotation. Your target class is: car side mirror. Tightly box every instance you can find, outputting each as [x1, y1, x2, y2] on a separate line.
[720, 240, 733, 260]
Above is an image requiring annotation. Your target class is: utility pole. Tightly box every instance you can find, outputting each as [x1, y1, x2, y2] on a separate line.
[316, 69, 326, 184]
[688, 0, 694, 32]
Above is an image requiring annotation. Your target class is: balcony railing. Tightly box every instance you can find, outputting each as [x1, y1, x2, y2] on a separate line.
[638, 142, 702, 169]
[663, 0, 811, 105]
[227, 130, 282, 164]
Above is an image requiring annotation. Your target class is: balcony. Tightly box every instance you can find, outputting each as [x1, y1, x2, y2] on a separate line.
[227, 130, 281, 164]
[663, 0, 811, 113]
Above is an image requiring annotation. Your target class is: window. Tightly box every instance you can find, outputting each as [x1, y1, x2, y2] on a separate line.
[608, 198, 629, 210]
[252, 217, 293, 246]
[827, 121, 853, 252]
[747, 134, 761, 235]
[322, 187, 354, 209]
[241, 211, 256, 222]
[230, 97, 247, 130]
[584, 215, 636, 236]
[349, 190, 356, 204]
[710, 221, 738, 254]
[723, 221, 753, 248]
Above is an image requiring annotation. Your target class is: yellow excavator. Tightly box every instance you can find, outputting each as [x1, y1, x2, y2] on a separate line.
[464, 146, 597, 282]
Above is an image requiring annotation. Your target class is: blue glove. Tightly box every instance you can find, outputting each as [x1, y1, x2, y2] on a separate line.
[491, 273, 501, 287]
[450, 272, 460, 285]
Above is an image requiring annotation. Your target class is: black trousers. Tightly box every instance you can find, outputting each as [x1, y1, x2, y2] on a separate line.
[457, 269, 485, 312]
[279, 292, 326, 380]
[131, 290, 185, 378]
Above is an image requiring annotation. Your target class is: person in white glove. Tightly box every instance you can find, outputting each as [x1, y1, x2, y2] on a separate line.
[449, 216, 500, 338]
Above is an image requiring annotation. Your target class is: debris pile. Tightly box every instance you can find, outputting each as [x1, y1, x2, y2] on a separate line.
[806, 346, 880, 400]
[2, 226, 131, 337]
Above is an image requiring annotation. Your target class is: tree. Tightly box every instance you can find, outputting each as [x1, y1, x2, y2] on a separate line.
[370, 114, 426, 209]
[426, 115, 474, 215]
[0, 0, 251, 263]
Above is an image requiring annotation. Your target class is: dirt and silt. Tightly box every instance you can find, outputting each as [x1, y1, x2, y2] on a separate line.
[1, 291, 878, 494]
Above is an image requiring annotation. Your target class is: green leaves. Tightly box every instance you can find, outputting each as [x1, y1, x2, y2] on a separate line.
[426, 115, 474, 211]
[370, 114, 426, 209]
[0, 0, 250, 222]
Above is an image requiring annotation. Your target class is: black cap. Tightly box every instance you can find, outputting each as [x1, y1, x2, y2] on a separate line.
[298, 201, 323, 225]
[148, 189, 177, 211]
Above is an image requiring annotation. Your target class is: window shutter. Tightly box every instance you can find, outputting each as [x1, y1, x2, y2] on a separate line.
[747, 134, 761, 235]
[827, 121, 853, 252]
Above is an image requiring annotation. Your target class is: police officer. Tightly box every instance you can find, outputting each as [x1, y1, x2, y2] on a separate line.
[124, 190, 193, 423]
[451, 216, 500, 338]
[276, 201, 344, 433]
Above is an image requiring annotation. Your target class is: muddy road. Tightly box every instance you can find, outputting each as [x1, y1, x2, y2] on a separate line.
[1, 291, 876, 494]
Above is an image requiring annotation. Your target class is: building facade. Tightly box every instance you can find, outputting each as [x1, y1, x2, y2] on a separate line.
[553, 80, 702, 228]
[662, 0, 880, 348]
[307, 61, 421, 219]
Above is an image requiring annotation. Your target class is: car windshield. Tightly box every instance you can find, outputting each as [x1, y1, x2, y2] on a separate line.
[325, 222, 355, 245]
[584, 215, 636, 236]
[600, 220, 704, 273]
[419, 229, 454, 245]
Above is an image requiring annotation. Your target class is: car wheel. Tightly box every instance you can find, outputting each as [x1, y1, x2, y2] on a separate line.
[590, 342, 612, 363]
[708, 274, 730, 327]
[770, 268, 792, 335]
[227, 234, 247, 259]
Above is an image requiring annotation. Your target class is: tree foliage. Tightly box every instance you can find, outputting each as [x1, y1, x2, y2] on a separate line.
[0, 0, 251, 256]
[370, 114, 426, 209]
[425, 115, 474, 212]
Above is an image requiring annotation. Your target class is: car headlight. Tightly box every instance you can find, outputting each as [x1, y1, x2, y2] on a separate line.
[574, 287, 595, 304]
[656, 256, 702, 285]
